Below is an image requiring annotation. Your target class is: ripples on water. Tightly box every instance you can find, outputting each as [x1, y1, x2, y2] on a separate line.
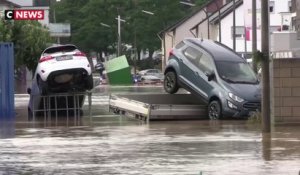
[0, 119, 300, 175]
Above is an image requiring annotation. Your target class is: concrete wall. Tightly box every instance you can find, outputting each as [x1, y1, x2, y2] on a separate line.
[271, 32, 300, 56]
[272, 58, 300, 124]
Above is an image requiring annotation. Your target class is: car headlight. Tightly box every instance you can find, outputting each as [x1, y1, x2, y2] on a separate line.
[228, 92, 244, 103]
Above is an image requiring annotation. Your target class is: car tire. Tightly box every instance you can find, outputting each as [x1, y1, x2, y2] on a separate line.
[164, 71, 179, 94]
[86, 75, 94, 90]
[208, 100, 222, 120]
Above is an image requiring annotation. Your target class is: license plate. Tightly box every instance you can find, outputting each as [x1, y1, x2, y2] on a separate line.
[56, 55, 72, 61]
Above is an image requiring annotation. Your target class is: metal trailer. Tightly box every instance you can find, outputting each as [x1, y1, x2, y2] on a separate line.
[109, 94, 208, 121]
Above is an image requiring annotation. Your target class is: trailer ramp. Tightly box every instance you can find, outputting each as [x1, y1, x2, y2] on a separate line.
[109, 94, 207, 121]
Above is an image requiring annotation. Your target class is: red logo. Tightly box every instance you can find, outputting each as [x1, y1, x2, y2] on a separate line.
[5, 10, 44, 20]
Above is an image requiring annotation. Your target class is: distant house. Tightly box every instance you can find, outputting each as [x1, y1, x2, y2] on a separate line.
[159, 0, 225, 70]
[160, 0, 295, 70]
[0, 0, 20, 18]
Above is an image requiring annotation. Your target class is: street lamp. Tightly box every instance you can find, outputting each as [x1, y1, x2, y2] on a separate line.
[116, 15, 126, 57]
[179, 1, 196, 6]
[100, 16, 125, 57]
[141, 10, 154, 15]
[100, 22, 111, 28]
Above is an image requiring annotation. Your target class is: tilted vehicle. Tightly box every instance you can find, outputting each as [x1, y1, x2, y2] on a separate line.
[27, 44, 93, 117]
[164, 38, 261, 119]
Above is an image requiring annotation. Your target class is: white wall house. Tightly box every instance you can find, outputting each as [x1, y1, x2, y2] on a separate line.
[0, 0, 20, 17]
[218, 0, 293, 56]
[159, 0, 224, 70]
[160, 0, 296, 70]
[193, 0, 294, 57]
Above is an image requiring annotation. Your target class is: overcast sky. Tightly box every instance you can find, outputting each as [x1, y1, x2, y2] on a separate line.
[9, 0, 33, 6]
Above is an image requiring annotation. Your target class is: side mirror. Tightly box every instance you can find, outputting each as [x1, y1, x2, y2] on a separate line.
[205, 71, 215, 81]
[27, 88, 31, 94]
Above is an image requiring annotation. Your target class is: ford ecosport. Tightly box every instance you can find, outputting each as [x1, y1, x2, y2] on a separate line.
[164, 38, 261, 119]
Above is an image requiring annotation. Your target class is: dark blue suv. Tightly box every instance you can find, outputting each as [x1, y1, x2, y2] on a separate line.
[164, 38, 261, 119]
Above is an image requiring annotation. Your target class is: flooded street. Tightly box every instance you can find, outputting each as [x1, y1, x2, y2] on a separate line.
[1, 85, 300, 174]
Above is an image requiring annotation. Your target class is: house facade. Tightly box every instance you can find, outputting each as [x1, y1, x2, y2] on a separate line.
[159, 0, 225, 70]
[160, 0, 295, 70]
[0, 0, 20, 18]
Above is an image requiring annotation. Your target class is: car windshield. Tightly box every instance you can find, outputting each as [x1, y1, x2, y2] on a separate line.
[216, 61, 258, 84]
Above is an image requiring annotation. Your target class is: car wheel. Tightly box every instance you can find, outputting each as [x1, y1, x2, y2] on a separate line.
[86, 75, 94, 90]
[164, 71, 179, 94]
[208, 100, 222, 120]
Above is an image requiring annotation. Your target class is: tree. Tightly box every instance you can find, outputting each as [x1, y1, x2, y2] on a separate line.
[1, 19, 52, 71]
[0, 19, 13, 41]
[11, 21, 52, 71]
[53, 0, 210, 68]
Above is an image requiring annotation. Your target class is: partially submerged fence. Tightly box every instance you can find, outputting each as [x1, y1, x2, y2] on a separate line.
[0, 43, 15, 119]
[29, 92, 92, 120]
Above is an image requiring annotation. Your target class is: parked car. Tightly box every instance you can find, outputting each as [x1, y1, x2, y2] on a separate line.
[164, 38, 261, 119]
[138, 69, 164, 83]
[27, 44, 93, 117]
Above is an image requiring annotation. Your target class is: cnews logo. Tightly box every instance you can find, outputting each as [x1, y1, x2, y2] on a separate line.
[4, 10, 44, 20]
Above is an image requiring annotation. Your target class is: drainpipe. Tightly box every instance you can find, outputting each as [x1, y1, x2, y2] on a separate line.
[233, 0, 236, 51]
[202, 8, 210, 39]
[214, 1, 221, 42]
[165, 31, 175, 70]
[157, 33, 166, 71]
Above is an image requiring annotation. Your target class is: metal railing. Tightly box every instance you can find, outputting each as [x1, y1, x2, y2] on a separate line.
[31, 91, 92, 120]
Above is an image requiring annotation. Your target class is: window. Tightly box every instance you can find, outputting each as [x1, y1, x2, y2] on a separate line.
[288, 1, 292, 12]
[183, 47, 202, 66]
[231, 26, 245, 39]
[269, 1, 275, 13]
[198, 54, 214, 73]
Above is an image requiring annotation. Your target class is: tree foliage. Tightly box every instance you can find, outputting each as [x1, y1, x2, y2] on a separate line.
[53, 0, 209, 60]
[0, 19, 52, 71]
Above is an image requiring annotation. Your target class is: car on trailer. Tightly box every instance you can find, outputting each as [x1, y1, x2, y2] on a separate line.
[27, 44, 93, 118]
[163, 38, 261, 119]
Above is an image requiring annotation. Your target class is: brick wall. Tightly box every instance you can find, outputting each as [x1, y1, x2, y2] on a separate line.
[272, 58, 300, 124]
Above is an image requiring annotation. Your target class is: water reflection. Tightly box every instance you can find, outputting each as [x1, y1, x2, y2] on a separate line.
[9, 85, 300, 174]
[0, 120, 15, 139]
[1, 118, 300, 174]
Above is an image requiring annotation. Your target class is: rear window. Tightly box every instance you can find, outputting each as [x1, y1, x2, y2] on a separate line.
[43, 45, 78, 55]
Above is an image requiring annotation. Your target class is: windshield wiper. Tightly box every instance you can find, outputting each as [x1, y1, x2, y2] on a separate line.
[221, 77, 237, 83]
[233, 80, 259, 84]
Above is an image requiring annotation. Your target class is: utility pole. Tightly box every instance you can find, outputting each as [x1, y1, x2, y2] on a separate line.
[117, 14, 121, 57]
[233, 0, 236, 51]
[261, 0, 271, 133]
[252, 0, 258, 73]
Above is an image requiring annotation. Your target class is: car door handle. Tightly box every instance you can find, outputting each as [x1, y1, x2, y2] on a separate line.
[195, 71, 199, 76]
[179, 58, 183, 62]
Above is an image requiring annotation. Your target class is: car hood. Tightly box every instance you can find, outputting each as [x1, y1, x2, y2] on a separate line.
[222, 81, 261, 101]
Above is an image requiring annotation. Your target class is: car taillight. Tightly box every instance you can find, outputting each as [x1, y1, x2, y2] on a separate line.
[39, 55, 53, 63]
[74, 51, 86, 57]
[169, 49, 174, 57]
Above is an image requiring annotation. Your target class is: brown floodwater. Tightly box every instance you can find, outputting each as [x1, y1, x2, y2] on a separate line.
[1, 85, 299, 175]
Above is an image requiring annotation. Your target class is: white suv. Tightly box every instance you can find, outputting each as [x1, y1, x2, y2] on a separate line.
[27, 44, 93, 118]
[34, 44, 93, 94]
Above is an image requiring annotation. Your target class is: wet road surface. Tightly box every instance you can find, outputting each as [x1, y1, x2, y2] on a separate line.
[1, 85, 299, 175]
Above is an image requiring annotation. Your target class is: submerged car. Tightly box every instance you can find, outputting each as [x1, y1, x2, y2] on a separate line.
[27, 44, 93, 117]
[164, 38, 261, 119]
